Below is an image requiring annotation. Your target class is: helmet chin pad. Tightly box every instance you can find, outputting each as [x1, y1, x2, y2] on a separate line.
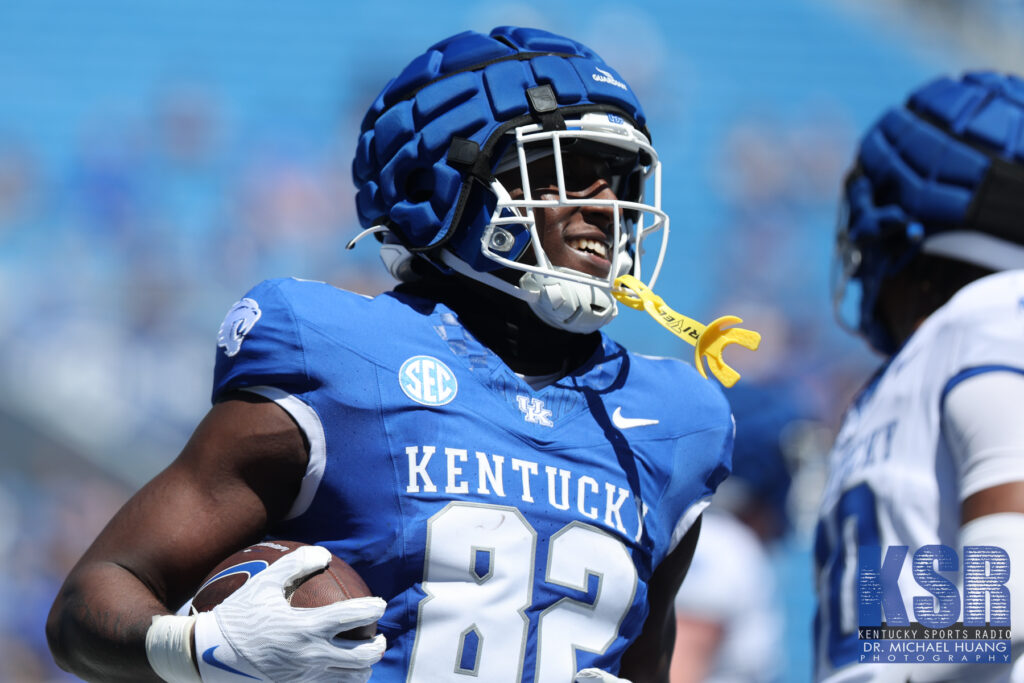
[519, 270, 619, 333]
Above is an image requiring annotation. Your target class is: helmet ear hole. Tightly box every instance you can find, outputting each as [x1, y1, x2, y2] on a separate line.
[404, 167, 434, 203]
[872, 178, 900, 208]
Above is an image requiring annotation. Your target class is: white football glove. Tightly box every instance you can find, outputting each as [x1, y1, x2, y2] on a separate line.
[574, 669, 632, 683]
[147, 545, 386, 683]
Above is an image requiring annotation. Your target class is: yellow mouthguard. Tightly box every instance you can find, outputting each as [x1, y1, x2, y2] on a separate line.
[612, 275, 761, 388]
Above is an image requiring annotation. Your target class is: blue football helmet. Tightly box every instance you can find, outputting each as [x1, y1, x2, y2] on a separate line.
[832, 71, 1024, 354]
[350, 26, 668, 333]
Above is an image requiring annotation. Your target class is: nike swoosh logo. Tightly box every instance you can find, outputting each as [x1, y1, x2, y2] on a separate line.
[195, 560, 269, 594]
[202, 646, 261, 680]
[611, 406, 659, 429]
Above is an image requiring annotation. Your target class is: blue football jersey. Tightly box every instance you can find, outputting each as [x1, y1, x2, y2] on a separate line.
[212, 278, 733, 683]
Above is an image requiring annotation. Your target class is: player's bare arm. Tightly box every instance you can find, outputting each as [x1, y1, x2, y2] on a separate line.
[46, 393, 307, 682]
[963, 482, 1024, 521]
[620, 516, 702, 683]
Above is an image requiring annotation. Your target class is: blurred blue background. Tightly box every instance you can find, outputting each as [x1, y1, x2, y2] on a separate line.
[0, 1, 1020, 680]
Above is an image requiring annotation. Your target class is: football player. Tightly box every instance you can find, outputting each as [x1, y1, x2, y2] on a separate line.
[47, 27, 735, 683]
[815, 71, 1024, 682]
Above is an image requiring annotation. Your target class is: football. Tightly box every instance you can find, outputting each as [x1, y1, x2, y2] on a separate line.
[190, 539, 377, 639]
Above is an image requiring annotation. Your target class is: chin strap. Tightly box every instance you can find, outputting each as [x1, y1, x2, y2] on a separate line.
[612, 275, 761, 388]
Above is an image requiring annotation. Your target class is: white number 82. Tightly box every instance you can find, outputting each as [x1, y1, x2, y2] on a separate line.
[408, 502, 639, 682]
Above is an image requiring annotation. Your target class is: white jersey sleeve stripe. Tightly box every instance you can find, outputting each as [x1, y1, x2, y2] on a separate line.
[667, 497, 711, 555]
[940, 364, 1024, 403]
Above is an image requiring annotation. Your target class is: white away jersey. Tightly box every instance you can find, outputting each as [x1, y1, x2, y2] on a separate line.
[814, 270, 1024, 682]
[211, 278, 734, 683]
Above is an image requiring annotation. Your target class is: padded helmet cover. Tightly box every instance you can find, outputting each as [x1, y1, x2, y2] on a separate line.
[351, 26, 649, 253]
[834, 71, 1024, 353]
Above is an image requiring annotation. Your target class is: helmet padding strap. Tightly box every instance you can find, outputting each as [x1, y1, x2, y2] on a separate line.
[527, 85, 567, 132]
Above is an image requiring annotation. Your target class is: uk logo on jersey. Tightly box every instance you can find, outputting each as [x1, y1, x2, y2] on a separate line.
[516, 395, 553, 427]
[217, 298, 262, 357]
[399, 356, 458, 406]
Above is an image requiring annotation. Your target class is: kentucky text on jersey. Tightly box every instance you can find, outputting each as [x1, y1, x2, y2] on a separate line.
[404, 446, 648, 541]
[821, 420, 896, 503]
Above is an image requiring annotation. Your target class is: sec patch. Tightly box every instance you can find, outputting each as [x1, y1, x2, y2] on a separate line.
[399, 355, 457, 406]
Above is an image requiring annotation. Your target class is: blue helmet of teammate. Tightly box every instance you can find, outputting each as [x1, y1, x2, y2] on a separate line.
[350, 26, 669, 333]
[833, 71, 1024, 354]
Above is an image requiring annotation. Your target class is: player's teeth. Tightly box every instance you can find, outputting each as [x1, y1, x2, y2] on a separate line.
[568, 238, 609, 259]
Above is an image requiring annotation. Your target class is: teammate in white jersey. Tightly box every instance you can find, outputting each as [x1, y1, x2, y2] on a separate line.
[815, 71, 1024, 682]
